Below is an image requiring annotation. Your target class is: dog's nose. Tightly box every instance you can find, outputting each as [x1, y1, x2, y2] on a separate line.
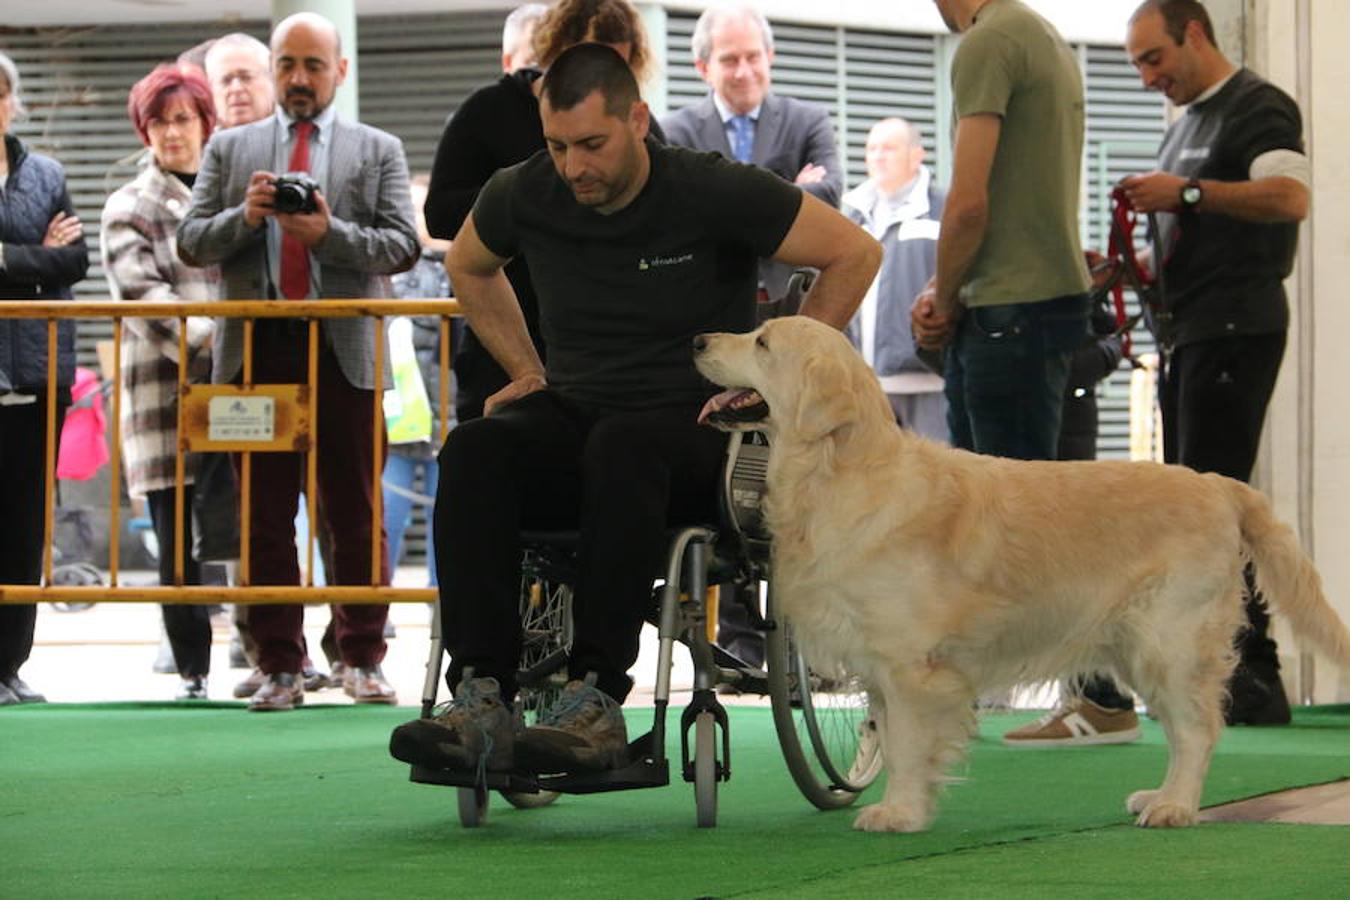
[692, 334, 708, 354]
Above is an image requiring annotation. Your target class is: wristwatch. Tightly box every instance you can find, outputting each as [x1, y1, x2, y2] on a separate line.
[1179, 178, 1203, 210]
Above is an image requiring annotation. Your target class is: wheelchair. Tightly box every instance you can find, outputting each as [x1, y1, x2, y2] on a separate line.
[407, 430, 883, 828]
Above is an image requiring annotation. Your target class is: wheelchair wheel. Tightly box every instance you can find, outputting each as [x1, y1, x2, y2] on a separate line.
[693, 711, 719, 828]
[501, 558, 573, 811]
[766, 614, 882, 810]
[458, 785, 490, 827]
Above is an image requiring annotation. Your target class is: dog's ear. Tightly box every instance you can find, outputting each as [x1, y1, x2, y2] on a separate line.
[793, 351, 858, 442]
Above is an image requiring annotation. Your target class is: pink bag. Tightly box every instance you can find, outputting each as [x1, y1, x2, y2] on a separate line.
[57, 367, 111, 481]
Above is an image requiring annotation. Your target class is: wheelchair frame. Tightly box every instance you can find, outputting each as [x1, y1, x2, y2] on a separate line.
[408, 432, 882, 828]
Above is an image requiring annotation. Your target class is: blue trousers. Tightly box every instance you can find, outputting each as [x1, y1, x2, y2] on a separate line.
[944, 294, 1089, 460]
[383, 449, 438, 587]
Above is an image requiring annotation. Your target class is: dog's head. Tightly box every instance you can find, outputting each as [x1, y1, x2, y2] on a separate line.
[693, 316, 889, 443]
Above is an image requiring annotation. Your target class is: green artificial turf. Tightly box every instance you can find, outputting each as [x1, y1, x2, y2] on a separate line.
[1, 703, 1346, 899]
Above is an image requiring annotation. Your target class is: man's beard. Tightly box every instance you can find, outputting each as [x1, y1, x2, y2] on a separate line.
[284, 88, 322, 119]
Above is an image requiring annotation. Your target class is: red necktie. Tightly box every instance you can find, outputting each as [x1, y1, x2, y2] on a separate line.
[280, 120, 314, 300]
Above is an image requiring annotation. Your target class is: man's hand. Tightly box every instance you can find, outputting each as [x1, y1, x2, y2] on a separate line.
[794, 163, 827, 186]
[912, 280, 957, 351]
[1119, 171, 1187, 214]
[43, 211, 83, 248]
[484, 372, 547, 416]
[275, 190, 332, 248]
[1085, 249, 1118, 292]
[244, 171, 278, 229]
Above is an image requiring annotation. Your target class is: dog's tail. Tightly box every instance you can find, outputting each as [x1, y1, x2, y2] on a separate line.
[1231, 479, 1350, 665]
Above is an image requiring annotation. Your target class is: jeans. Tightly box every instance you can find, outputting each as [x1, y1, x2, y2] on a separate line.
[944, 294, 1089, 460]
[383, 449, 438, 587]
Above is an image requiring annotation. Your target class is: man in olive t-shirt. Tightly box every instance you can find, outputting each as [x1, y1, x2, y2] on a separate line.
[389, 45, 880, 776]
[913, 0, 1090, 460]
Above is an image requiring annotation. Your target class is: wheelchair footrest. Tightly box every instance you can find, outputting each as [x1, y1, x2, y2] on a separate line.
[406, 731, 671, 796]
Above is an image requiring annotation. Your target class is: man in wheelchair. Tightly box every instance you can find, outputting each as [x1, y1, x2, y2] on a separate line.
[389, 44, 879, 775]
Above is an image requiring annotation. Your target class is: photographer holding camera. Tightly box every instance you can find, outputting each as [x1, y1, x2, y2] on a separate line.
[178, 12, 419, 712]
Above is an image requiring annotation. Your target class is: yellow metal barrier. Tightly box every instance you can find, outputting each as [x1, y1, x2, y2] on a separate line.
[0, 299, 458, 606]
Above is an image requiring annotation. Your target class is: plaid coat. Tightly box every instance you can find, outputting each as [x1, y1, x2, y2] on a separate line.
[101, 159, 220, 497]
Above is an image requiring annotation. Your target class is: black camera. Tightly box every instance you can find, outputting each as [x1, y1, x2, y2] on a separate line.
[272, 172, 320, 214]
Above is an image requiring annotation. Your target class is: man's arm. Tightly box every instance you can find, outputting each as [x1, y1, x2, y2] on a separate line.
[769, 192, 881, 330]
[792, 104, 843, 208]
[1120, 170, 1308, 223]
[311, 136, 420, 275]
[177, 135, 262, 267]
[446, 212, 545, 412]
[933, 113, 1001, 318]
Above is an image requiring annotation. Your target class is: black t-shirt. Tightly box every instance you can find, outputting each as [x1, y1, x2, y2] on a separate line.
[473, 140, 803, 411]
[1155, 68, 1303, 347]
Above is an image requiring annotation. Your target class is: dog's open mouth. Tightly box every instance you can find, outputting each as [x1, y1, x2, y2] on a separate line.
[698, 388, 770, 426]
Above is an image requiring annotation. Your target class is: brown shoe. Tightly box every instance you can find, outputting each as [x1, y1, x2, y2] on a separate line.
[1002, 698, 1140, 747]
[233, 668, 266, 699]
[247, 673, 304, 712]
[344, 665, 397, 705]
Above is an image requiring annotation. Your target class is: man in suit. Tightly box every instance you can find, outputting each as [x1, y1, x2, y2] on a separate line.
[662, 4, 843, 672]
[663, 3, 842, 316]
[178, 11, 419, 712]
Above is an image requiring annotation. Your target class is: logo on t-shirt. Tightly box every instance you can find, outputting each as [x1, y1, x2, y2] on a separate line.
[1179, 147, 1211, 161]
[638, 253, 694, 271]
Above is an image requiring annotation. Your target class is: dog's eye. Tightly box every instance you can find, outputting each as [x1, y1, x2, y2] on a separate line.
[755, 335, 768, 350]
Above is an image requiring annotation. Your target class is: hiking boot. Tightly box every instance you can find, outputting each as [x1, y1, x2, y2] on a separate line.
[516, 674, 629, 773]
[1225, 660, 1291, 726]
[1002, 698, 1141, 747]
[388, 676, 517, 772]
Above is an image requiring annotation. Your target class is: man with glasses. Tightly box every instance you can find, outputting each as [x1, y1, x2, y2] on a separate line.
[204, 34, 275, 131]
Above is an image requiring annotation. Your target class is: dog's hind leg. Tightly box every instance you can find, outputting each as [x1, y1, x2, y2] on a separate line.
[1120, 597, 1236, 827]
[853, 661, 975, 833]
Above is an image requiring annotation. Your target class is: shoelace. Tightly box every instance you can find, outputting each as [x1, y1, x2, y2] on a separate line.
[432, 682, 500, 787]
[539, 683, 619, 728]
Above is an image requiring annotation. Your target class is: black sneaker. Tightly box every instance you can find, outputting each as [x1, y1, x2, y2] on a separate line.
[389, 676, 517, 771]
[516, 674, 629, 773]
[1225, 660, 1292, 726]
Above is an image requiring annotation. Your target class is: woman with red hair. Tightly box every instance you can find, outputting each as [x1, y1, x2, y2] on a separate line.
[101, 63, 220, 700]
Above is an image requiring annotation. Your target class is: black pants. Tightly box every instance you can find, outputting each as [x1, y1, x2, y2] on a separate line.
[145, 487, 212, 678]
[434, 390, 724, 703]
[0, 400, 65, 679]
[1161, 332, 1287, 667]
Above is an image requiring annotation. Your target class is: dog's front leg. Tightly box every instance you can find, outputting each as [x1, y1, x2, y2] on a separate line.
[853, 662, 976, 834]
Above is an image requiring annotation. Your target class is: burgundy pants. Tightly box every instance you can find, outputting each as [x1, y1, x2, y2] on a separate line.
[237, 322, 390, 674]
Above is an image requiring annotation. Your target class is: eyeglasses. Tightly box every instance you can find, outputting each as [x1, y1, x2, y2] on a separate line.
[214, 69, 265, 88]
[147, 112, 201, 133]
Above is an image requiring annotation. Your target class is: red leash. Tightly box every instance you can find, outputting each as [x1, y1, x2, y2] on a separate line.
[1094, 187, 1170, 358]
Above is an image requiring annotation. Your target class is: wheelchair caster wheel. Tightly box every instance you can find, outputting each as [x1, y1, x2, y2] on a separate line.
[458, 785, 490, 827]
[501, 789, 560, 810]
[694, 711, 719, 828]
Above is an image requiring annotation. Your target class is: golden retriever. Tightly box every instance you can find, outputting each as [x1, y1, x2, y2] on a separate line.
[693, 315, 1349, 833]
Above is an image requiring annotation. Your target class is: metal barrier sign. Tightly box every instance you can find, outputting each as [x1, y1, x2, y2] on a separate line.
[181, 384, 310, 453]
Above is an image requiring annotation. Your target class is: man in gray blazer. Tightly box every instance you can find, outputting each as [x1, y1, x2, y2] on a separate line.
[179, 11, 419, 712]
[662, 3, 842, 671]
[663, 3, 842, 315]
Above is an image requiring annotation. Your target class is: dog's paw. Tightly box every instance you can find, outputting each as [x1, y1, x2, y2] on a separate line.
[1126, 789, 1159, 815]
[852, 802, 931, 833]
[1134, 798, 1198, 828]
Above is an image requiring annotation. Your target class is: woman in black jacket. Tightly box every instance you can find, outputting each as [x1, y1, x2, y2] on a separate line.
[0, 50, 90, 705]
[424, 0, 660, 421]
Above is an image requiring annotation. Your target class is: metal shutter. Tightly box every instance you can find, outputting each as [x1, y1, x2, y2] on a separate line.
[664, 12, 943, 184]
[1080, 43, 1166, 460]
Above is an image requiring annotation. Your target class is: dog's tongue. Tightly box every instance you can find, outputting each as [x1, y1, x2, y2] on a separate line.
[698, 388, 758, 424]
